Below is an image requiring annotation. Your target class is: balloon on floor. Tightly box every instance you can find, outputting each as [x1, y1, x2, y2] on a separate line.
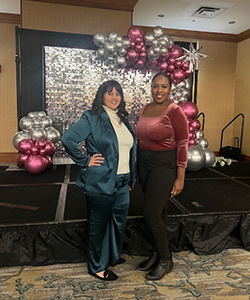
[13, 111, 60, 174]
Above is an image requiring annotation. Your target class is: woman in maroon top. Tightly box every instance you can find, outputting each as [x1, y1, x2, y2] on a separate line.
[135, 72, 189, 280]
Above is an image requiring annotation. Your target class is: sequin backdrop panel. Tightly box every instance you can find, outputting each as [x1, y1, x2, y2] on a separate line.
[44, 46, 152, 129]
[44, 46, 152, 156]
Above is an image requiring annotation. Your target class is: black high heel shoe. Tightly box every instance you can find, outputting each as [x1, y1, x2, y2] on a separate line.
[88, 269, 118, 281]
[136, 252, 158, 271]
[146, 257, 173, 280]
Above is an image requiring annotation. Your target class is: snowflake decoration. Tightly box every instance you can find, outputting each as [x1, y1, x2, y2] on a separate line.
[176, 42, 208, 73]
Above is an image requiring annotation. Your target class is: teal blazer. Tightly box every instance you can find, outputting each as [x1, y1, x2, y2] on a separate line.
[61, 110, 136, 195]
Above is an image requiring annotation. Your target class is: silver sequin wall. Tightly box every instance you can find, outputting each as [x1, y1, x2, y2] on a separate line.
[44, 46, 152, 157]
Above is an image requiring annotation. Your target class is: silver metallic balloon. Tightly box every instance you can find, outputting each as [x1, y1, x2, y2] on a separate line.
[46, 127, 61, 143]
[27, 111, 38, 119]
[97, 47, 106, 60]
[115, 56, 127, 68]
[104, 40, 117, 56]
[176, 81, 186, 89]
[122, 37, 130, 49]
[37, 111, 46, 118]
[159, 33, 174, 48]
[187, 145, 206, 172]
[196, 129, 204, 140]
[108, 31, 119, 41]
[41, 116, 53, 128]
[31, 117, 43, 128]
[144, 32, 155, 45]
[29, 128, 47, 140]
[196, 137, 209, 149]
[19, 117, 32, 131]
[115, 35, 123, 43]
[181, 87, 191, 99]
[116, 40, 123, 48]
[153, 26, 165, 38]
[204, 148, 216, 168]
[118, 47, 127, 56]
[12, 131, 30, 149]
[93, 32, 107, 47]
[159, 47, 169, 56]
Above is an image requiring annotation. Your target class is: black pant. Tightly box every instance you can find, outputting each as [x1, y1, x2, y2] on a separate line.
[137, 146, 177, 260]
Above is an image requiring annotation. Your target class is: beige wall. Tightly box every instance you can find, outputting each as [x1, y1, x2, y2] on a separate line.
[234, 38, 250, 157]
[196, 40, 237, 152]
[22, 0, 132, 36]
[0, 23, 18, 153]
[0, 0, 249, 159]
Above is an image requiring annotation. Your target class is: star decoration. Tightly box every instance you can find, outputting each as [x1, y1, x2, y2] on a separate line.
[176, 42, 209, 73]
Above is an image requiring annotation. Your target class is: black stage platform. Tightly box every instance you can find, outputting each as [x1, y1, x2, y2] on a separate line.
[0, 162, 250, 267]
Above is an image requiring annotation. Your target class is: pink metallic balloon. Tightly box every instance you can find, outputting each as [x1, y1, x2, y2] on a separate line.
[126, 48, 139, 62]
[172, 68, 186, 84]
[189, 138, 196, 146]
[167, 55, 176, 64]
[36, 140, 46, 149]
[189, 118, 201, 131]
[158, 61, 168, 72]
[170, 44, 183, 58]
[167, 63, 175, 72]
[17, 139, 34, 154]
[39, 142, 56, 156]
[127, 26, 144, 41]
[17, 153, 29, 168]
[30, 145, 39, 155]
[24, 154, 47, 174]
[44, 155, 53, 170]
[179, 101, 198, 120]
[182, 61, 190, 70]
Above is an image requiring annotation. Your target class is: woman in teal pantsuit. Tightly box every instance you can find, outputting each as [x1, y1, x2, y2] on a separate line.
[61, 80, 136, 281]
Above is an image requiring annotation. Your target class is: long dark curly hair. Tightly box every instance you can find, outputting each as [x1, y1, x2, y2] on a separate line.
[91, 80, 128, 122]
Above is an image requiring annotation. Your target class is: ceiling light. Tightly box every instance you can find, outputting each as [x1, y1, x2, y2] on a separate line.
[229, 21, 235, 24]
[158, 14, 164, 18]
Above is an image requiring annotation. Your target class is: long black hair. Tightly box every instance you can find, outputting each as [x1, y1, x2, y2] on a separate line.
[91, 80, 128, 121]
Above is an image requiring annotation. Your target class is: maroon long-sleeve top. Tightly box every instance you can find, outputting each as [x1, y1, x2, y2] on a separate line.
[135, 102, 189, 169]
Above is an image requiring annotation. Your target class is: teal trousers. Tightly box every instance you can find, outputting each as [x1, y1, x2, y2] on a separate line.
[85, 173, 130, 274]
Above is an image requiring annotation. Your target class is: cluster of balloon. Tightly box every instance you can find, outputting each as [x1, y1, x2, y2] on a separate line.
[12, 111, 61, 174]
[125, 26, 147, 69]
[144, 26, 190, 83]
[93, 31, 131, 70]
[170, 80, 191, 104]
[93, 25, 191, 78]
[179, 102, 215, 171]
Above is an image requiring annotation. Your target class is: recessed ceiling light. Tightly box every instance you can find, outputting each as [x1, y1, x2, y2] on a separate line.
[229, 21, 235, 24]
[158, 14, 164, 18]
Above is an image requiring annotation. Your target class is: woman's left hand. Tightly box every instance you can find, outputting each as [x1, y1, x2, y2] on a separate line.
[171, 177, 184, 197]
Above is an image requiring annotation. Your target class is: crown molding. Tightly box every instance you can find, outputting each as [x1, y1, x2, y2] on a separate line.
[237, 29, 250, 42]
[24, 0, 138, 12]
[140, 26, 238, 43]
[0, 13, 21, 24]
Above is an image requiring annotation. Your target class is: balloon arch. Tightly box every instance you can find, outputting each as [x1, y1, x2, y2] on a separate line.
[13, 25, 212, 174]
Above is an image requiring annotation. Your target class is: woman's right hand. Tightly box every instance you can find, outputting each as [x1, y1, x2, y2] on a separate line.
[88, 153, 105, 167]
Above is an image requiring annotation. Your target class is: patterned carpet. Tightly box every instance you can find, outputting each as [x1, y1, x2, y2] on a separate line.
[1, 249, 250, 300]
